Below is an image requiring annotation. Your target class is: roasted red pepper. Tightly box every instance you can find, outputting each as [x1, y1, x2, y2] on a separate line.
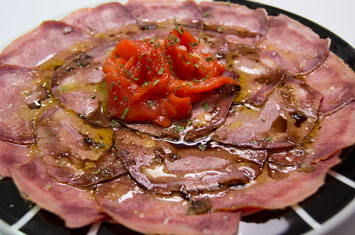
[103, 27, 238, 127]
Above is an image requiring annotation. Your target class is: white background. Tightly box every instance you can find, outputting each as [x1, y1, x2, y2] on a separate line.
[0, 0, 354, 234]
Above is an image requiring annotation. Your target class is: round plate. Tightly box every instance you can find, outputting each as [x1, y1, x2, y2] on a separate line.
[0, 0, 354, 234]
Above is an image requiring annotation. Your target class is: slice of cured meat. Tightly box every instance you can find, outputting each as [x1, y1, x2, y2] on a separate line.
[305, 102, 355, 163]
[259, 14, 330, 76]
[96, 175, 241, 235]
[0, 140, 31, 177]
[200, 2, 268, 43]
[36, 108, 119, 186]
[0, 21, 89, 68]
[303, 52, 355, 115]
[126, 0, 202, 29]
[11, 159, 104, 228]
[115, 127, 266, 194]
[51, 42, 116, 126]
[212, 78, 322, 149]
[62, 2, 138, 35]
[193, 154, 340, 211]
[227, 48, 286, 106]
[0, 65, 48, 144]
[126, 84, 237, 141]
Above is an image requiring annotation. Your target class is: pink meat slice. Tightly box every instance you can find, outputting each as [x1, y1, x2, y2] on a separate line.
[303, 52, 355, 115]
[259, 14, 330, 76]
[11, 158, 104, 228]
[36, 108, 120, 187]
[0, 65, 47, 144]
[0, 140, 31, 177]
[96, 175, 241, 235]
[228, 48, 286, 106]
[200, 2, 268, 43]
[115, 127, 266, 194]
[193, 155, 340, 211]
[306, 102, 355, 163]
[62, 2, 138, 35]
[0, 21, 89, 68]
[126, 0, 202, 29]
[212, 78, 322, 149]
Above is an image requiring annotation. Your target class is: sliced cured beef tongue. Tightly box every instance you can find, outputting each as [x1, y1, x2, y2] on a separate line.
[36, 108, 122, 187]
[11, 158, 104, 228]
[51, 42, 116, 126]
[304, 102, 355, 163]
[200, 2, 268, 44]
[0, 140, 32, 177]
[303, 52, 355, 116]
[259, 14, 330, 76]
[199, 31, 228, 61]
[268, 102, 355, 166]
[125, 0, 202, 30]
[96, 175, 241, 235]
[115, 127, 266, 194]
[192, 154, 340, 212]
[126, 84, 237, 141]
[227, 47, 287, 106]
[212, 77, 322, 149]
[62, 2, 139, 36]
[0, 65, 48, 144]
[0, 21, 89, 68]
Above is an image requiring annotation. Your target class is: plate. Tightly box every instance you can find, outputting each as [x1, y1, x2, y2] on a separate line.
[0, 0, 354, 234]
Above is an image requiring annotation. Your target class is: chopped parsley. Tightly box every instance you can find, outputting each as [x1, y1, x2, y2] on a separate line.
[194, 63, 200, 68]
[264, 136, 272, 142]
[174, 85, 181, 95]
[174, 17, 184, 35]
[90, 95, 95, 99]
[205, 57, 213, 62]
[175, 125, 184, 132]
[203, 103, 210, 112]
[198, 144, 206, 151]
[202, 12, 210, 18]
[191, 42, 198, 47]
[187, 119, 192, 126]
[187, 82, 193, 87]
[60, 87, 67, 92]
[147, 101, 154, 107]
[158, 68, 164, 75]
[121, 107, 129, 120]
[153, 79, 160, 86]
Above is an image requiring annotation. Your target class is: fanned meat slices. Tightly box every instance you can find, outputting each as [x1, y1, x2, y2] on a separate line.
[126, 0, 202, 29]
[96, 175, 241, 235]
[259, 14, 330, 76]
[0, 21, 89, 68]
[0, 65, 47, 144]
[212, 77, 322, 149]
[0, 1, 354, 234]
[200, 1, 268, 44]
[303, 52, 355, 115]
[11, 159, 104, 228]
[62, 2, 139, 35]
[36, 108, 123, 187]
[115, 127, 266, 194]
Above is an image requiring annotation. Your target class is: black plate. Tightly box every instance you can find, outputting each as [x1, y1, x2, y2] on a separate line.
[0, 0, 354, 235]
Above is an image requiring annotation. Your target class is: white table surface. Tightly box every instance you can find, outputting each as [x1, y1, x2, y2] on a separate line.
[0, 0, 354, 235]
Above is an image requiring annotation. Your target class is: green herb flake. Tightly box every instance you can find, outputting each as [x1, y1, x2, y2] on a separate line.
[114, 96, 118, 101]
[175, 125, 184, 132]
[23, 90, 31, 96]
[60, 87, 67, 92]
[149, 37, 155, 44]
[193, 79, 200, 83]
[191, 42, 198, 47]
[133, 77, 139, 81]
[153, 80, 160, 87]
[121, 107, 129, 120]
[264, 136, 272, 142]
[217, 26, 224, 33]
[203, 103, 210, 112]
[201, 75, 208, 81]
[147, 101, 154, 107]
[202, 12, 210, 18]
[198, 144, 206, 151]
[124, 96, 128, 101]
[158, 68, 164, 75]
[142, 82, 149, 87]
[155, 42, 161, 48]
[139, 53, 146, 58]
[205, 57, 213, 62]
[174, 85, 181, 95]
[261, 118, 266, 122]
[194, 63, 199, 68]
[90, 95, 95, 99]
[187, 119, 192, 126]
[174, 17, 184, 35]
[187, 82, 193, 87]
